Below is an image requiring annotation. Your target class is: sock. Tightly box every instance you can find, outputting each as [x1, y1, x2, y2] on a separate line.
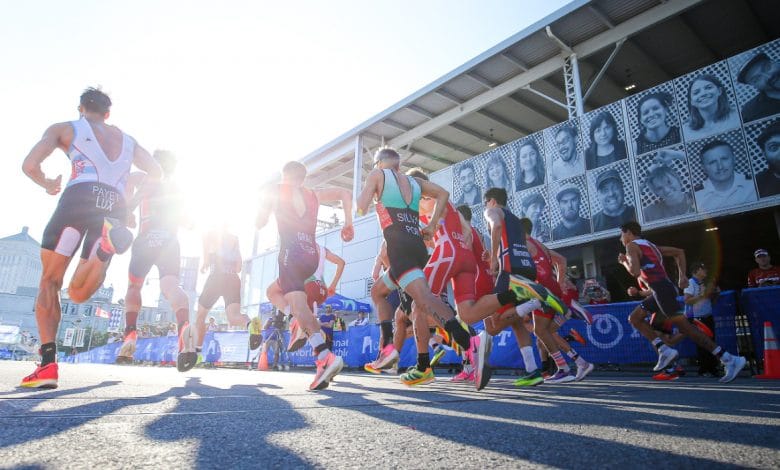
[380, 320, 394, 348]
[565, 349, 580, 361]
[711, 345, 724, 358]
[96, 246, 113, 262]
[124, 311, 139, 334]
[651, 337, 664, 351]
[444, 318, 471, 350]
[551, 351, 569, 372]
[568, 348, 589, 368]
[520, 346, 538, 372]
[308, 332, 329, 360]
[40, 342, 56, 366]
[496, 290, 518, 306]
[515, 299, 542, 318]
[175, 308, 189, 332]
[417, 352, 430, 371]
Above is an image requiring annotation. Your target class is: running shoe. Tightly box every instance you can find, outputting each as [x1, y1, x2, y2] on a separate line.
[248, 317, 263, 350]
[444, 318, 472, 351]
[99, 217, 133, 256]
[287, 318, 307, 352]
[508, 274, 566, 316]
[653, 346, 679, 372]
[451, 365, 475, 382]
[400, 366, 435, 386]
[20, 363, 58, 389]
[472, 331, 493, 391]
[719, 355, 746, 383]
[177, 322, 197, 372]
[385, 365, 399, 375]
[310, 351, 344, 391]
[513, 369, 544, 387]
[544, 369, 576, 384]
[568, 300, 593, 325]
[430, 345, 447, 367]
[567, 328, 587, 345]
[574, 362, 594, 381]
[364, 344, 399, 374]
[115, 330, 137, 364]
[652, 370, 680, 381]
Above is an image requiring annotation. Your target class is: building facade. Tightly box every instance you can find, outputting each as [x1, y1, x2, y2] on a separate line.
[0, 227, 42, 295]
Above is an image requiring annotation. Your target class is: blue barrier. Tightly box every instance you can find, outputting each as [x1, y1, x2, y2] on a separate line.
[71, 289, 775, 367]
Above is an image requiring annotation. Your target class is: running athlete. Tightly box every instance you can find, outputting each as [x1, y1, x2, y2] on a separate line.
[482, 187, 574, 384]
[192, 227, 257, 366]
[20, 88, 161, 388]
[356, 148, 473, 385]
[255, 161, 354, 391]
[116, 150, 192, 371]
[274, 243, 346, 352]
[618, 221, 746, 383]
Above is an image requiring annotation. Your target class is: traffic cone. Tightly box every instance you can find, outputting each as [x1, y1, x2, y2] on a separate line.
[756, 321, 780, 379]
[257, 343, 270, 371]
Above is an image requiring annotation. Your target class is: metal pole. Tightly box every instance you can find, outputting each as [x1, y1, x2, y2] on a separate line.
[352, 134, 364, 219]
[569, 54, 585, 118]
[87, 315, 94, 351]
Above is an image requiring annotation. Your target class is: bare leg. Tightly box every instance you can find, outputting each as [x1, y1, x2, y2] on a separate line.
[393, 308, 408, 354]
[371, 281, 394, 322]
[195, 304, 210, 348]
[225, 302, 249, 327]
[68, 243, 111, 303]
[36, 250, 72, 344]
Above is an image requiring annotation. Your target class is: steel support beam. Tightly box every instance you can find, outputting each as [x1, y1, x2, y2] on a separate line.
[583, 39, 625, 101]
[352, 134, 363, 218]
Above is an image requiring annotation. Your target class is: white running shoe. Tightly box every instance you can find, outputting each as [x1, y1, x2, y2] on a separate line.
[653, 346, 679, 372]
[472, 331, 493, 391]
[720, 355, 747, 383]
[575, 362, 594, 381]
[545, 369, 576, 384]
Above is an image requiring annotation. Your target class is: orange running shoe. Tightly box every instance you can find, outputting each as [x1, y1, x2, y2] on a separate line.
[20, 363, 58, 389]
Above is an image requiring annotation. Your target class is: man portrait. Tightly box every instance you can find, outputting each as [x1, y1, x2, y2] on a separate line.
[551, 124, 584, 181]
[755, 121, 780, 197]
[591, 168, 636, 232]
[737, 52, 780, 123]
[519, 192, 550, 242]
[552, 183, 590, 239]
[453, 161, 482, 206]
[693, 140, 758, 212]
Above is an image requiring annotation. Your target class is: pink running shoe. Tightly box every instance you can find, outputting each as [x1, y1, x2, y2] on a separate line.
[451, 366, 475, 382]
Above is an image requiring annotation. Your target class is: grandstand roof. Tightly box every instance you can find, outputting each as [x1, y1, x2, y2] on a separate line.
[302, 0, 779, 192]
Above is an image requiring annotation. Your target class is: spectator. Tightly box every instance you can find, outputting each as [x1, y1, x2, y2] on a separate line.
[552, 184, 590, 239]
[585, 111, 627, 170]
[551, 125, 584, 181]
[166, 323, 178, 337]
[693, 140, 757, 212]
[350, 312, 369, 327]
[454, 162, 482, 206]
[318, 305, 335, 350]
[755, 121, 780, 198]
[737, 52, 780, 123]
[684, 262, 721, 377]
[581, 278, 611, 305]
[682, 74, 740, 141]
[206, 316, 220, 332]
[592, 169, 636, 232]
[748, 248, 780, 288]
[515, 139, 546, 191]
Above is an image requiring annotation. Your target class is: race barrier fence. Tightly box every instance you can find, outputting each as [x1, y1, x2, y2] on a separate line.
[69, 287, 779, 369]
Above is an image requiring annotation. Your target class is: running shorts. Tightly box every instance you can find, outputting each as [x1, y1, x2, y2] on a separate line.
[278, 244, 318, 295]
[199, 272, 241, 309]
[640, 278, 683, 318]
[128, 230, 180, 285]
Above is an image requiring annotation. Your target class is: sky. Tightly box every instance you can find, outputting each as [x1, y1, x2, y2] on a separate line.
[0, 0, 570, 305]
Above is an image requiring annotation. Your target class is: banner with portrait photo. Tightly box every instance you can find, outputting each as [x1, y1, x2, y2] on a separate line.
[587, 161, 638, 234]
[510, 186, 551, 243]
[625, 82, 683, 158]
[728, 39, 780, 126]
[513, 133, 547, 193]
[744, 116, 780, 199]
[544, 118, 586, 182]
[634, 145, 697, 224]
[581, 102, 629, 171]
[548, 175, 592, 241]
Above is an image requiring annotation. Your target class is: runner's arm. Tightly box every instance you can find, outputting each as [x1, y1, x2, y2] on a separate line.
[127, 143, 162, 212]
[256, 185, 278, 230]
[123, 172, 147, 228]
[356, 169, 382, 216]
[658, 245, 687, 289]
[324, 248, 346, 295]
[315, 187, 354, 241]
[619, 243, 642, 277]
[22, 122, 71, 195]
[548, 248, 568, 284]
[371, 241, 388, 281]
[416, 178, 449, 240]
[485, 207, 503, 274]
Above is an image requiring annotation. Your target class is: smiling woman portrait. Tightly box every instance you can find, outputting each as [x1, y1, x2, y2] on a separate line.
[633, 91, 681, 155]
[585, 111, 627, 170]
[682, 74, 741, 141]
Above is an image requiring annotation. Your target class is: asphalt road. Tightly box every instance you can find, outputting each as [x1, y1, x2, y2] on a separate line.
[1, 362, 779, 469]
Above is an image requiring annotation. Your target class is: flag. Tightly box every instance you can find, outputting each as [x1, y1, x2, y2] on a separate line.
[95, 306, 110, 318]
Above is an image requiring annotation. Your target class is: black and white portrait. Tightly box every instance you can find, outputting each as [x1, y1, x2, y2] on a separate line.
[481, 148, 513, 195]
[745, 117, 780, 198]
[513, 134, 546, 192]
[545, 119, 585, 181]
[626, 83, 682, 156]
[588, 161, 637, 232]
[582, 103, 629, 170]
[676, 61, 741, 142]
[635, 146, 696, 223]
[452, 160, 482, 206]
[729, 39, 780, 124]
[549, 175, 591, 241]
[510, 187, 550, 243]
[686, 130, 757, 213]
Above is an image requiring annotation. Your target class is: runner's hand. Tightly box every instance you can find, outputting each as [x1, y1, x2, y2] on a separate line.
[627, 286, 639, 297]
[678, 277, 688, 290]
[43, 175, 62, 195]
[327, 287, 336, 298]
[341, 224, 354, 242]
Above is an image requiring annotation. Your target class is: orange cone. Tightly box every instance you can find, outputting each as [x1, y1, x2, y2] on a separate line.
[756, 321, 780, 379]
[257, 343, 270, 371]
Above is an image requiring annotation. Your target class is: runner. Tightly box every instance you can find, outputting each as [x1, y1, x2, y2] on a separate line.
[192, 227, 259, 368]
[256, 160, 354, 391]
[356, 149, 473, 387]
[618, 221, 746, 383]
[20, 87, 161, 388]
[116, 150, 193, 372]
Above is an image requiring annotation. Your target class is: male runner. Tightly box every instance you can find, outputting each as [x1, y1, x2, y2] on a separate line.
[20, 87, 161, 388]
[256, 161, 354, 391]
[116, 150, 193, 372]
[356, 149, 473, 387]
[191, 227, 259, 368]
[618, 221, 746, 383]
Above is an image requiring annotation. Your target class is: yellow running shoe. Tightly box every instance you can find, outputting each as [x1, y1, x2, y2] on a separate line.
[400, 366, 435, 386]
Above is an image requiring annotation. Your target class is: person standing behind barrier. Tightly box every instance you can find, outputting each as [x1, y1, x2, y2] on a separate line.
[20, 87, 162, 389]
[319, 305, 335, 351]
[684, 262, 721, 377]
[618, 221, 746, 383]
[748, 248, 780, 288]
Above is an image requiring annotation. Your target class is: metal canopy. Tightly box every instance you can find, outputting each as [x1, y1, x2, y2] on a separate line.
[302, 0, 780, 194]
